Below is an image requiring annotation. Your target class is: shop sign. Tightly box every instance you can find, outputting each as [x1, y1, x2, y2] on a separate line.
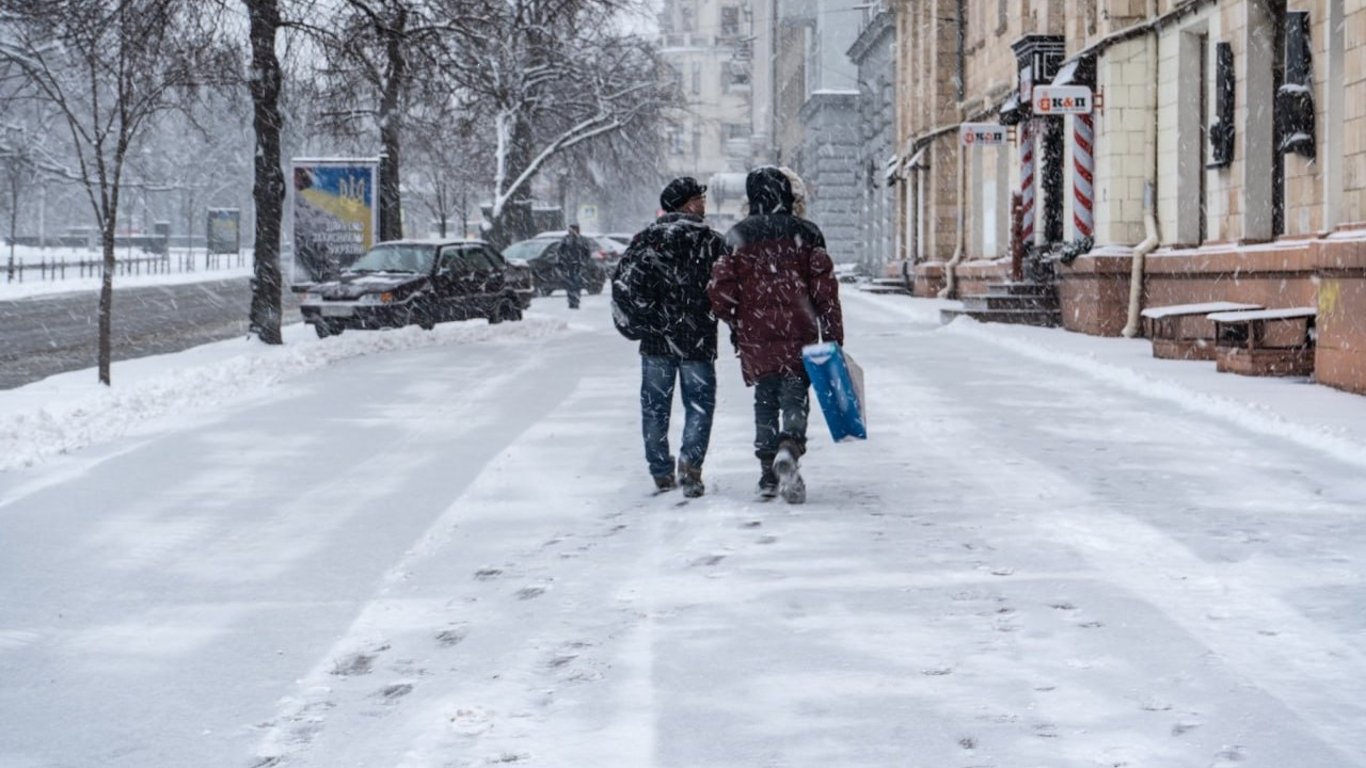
[960, 123, 1009, 146]
[1032, 85, 1094, 115]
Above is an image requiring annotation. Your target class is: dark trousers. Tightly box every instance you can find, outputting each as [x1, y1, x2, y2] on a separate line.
[753, 372, 809, 462]
[563, 266, 582, 308]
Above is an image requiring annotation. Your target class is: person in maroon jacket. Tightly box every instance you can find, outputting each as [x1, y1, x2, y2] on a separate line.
[708, 166, 843, 503]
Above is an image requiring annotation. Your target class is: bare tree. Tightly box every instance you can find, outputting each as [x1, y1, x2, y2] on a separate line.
[241, 0, 289, 344]
[0, 0, 236, 383]
[0, 121, 41, 280]
[435, 0, 676, 247]
[305, 0, 476, 241]
[402, 98, 494, 239]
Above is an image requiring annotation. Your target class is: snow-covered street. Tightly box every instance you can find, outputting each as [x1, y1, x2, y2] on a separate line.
[2, 290, 1365, 768]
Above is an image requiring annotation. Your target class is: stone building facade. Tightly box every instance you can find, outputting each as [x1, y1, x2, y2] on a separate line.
[892, 0, 1366, 396]
[848, 3, 898, 272]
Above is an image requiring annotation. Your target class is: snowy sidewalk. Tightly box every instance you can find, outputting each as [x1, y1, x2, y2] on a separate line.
[1, 291, 1364, 768]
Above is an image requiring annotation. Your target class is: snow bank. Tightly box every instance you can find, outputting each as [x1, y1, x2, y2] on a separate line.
[0, 317, 568, 473]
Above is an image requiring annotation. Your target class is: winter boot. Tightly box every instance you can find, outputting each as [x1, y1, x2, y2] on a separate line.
[756, 460, 778, 499]
[678, 459, 705, 498]
[773, 442, 805, 504]
[653, 472, 677, 493]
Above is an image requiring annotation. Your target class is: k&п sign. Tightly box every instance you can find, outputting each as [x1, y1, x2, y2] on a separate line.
[960, 123, 1009, 146]
[1032, 85, 1094, 115]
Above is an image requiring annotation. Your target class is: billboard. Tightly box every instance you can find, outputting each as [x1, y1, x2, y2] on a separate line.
[290, 158, 379, 283]
[207, 208, 241, 255]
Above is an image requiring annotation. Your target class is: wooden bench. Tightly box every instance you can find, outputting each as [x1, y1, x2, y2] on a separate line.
[1207, 306, 1318, 376]
[1140, 301, 1264, 360]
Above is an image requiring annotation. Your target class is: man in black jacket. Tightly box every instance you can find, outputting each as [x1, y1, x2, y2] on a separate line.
[612, 177, 729, 497]
[558, 224, 594, 309]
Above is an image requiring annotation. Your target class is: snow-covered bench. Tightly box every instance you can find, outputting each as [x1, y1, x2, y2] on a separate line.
[1206, 306, 1318, 377]
[1139, 301, 1264, 360]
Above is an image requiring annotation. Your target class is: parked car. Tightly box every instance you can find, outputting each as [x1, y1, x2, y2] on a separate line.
[491, 248, 535, 309]
[295, 239, 523, 338]
[504, 234, 608, 296]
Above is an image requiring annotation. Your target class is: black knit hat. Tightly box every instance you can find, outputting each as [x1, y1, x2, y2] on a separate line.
[660, 176, 707, 212]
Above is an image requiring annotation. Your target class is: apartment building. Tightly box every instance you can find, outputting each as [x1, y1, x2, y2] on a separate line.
[658, 0, 755, 188]
[892, 0, 1366, 396]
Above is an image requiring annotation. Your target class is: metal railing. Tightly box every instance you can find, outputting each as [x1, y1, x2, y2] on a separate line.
[4, 251, 248, 284]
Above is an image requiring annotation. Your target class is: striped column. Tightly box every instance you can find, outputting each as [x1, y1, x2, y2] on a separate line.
[1073, 113, 1095, 240]
[1020, 119, 1036, 249]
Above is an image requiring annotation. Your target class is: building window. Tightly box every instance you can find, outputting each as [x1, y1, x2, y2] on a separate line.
[691, 62, 702, 95]
[724, 60, 750, 91]
[720, 6, 740, 37]
[680, 5, 694, 33]
[723, 122, 748, 140]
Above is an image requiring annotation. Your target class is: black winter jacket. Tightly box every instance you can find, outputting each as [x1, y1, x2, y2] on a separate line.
[612, 213, 729, 361]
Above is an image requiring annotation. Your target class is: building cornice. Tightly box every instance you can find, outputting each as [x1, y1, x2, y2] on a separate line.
[798, 89, 859, 123]
[847, 11, 894, 64]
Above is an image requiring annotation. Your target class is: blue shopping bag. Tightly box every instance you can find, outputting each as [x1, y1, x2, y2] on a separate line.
[802, 341, 867, 442]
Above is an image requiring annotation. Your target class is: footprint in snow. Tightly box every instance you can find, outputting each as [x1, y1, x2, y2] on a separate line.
[377, 683, 413, 701]
[516, 586, 547, 600]
[332, 646, 390, 676]
[690, 554, 726, 567]
[1212, 745, 1247, 765]
[436, 629, 467, 647]
[474, 568, 503, 580]
[1171, 719, 1201, 736]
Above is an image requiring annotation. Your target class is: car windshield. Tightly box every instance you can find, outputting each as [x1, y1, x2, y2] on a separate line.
[502, 239, 555, 261]
[346, 244, 436, 274]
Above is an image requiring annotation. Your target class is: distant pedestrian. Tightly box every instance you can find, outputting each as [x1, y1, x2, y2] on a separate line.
[558, 224, 594, 309]
[611, 176, 729, 497]
[708, 166, 843, 503]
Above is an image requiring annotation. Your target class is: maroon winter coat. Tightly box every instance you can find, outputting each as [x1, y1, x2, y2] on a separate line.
[709, 168, 843, 385]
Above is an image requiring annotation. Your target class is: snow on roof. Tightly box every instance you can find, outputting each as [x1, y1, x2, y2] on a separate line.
[1140, 302, 1264, 319]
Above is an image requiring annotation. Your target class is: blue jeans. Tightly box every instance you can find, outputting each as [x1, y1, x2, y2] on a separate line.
[753, 372, 809, 461]
[641, 356, 717, 477]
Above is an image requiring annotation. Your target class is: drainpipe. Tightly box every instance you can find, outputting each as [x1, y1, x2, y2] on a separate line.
[1121, 9, 1161, 338]
[938, 0, 968, 300]
[938, 141, 968, 299]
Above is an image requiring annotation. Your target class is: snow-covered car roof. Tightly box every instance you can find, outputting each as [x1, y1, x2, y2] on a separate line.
[373, 238, 490, 247]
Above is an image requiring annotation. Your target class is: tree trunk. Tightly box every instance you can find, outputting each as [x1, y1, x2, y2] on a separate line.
[99, 216, 116, 385]
[377, 23, 406, 242]
[7, 173, 18, 283]
[487, 116, 536, 249]
[245, 0, 286, 345]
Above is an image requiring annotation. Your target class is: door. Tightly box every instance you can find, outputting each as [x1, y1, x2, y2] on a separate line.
[453, 246, 498, 318]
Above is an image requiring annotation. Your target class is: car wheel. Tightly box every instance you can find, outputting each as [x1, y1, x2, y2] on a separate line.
[314, 321, 340, 339]
[414, 304, 437, 330]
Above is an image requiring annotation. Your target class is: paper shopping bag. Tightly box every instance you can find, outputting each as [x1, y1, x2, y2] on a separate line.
[802, 341, 867, 442]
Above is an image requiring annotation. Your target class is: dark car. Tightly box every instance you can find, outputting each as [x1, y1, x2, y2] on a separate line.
[491, 249, 535, 309]
[503, 235, 607, 297]
[295, 239, 523, 338]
